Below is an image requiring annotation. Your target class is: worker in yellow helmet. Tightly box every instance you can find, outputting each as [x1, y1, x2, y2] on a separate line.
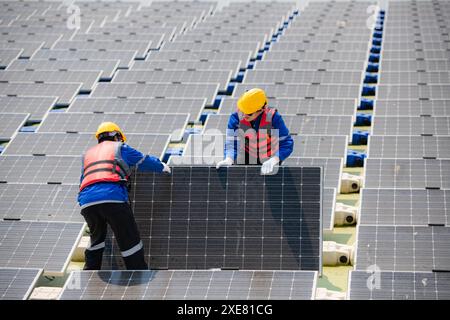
[216, 88, 294, 174]
[78, 122, 171, 270]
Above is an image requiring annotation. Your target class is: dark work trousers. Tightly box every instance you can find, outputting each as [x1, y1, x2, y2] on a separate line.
[80, 202, 148, 270]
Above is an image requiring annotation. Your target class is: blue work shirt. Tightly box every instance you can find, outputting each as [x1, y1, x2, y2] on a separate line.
[78, 143, 164, 208]
[224, 109, 294, 162]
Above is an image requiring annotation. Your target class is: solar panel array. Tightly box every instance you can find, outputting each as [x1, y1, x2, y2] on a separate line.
[1, 0, 331, 300]
[351, 0, 450, 300]
[59, 270, 318, 300]
[2, 132, 170, 159]
[7, 0, 450, 301]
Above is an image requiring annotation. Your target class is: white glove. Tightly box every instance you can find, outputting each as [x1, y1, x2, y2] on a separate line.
[261, 156, 280, 175]
[162, 162, 171, 174]
[216, 157, 233, 169]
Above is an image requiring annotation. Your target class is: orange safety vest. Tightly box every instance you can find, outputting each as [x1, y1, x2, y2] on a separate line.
[238, 107, 279, 163]
[79, 141, 131, 191]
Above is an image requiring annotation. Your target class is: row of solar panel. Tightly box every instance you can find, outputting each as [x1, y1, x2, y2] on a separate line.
[0, 0, 267, 299]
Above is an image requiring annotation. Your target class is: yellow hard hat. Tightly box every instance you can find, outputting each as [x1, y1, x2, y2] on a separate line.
[95, 122, 127, 142]
[237, 88, 267, 115]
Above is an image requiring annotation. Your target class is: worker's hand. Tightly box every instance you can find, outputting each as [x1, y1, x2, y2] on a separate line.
[216, 157, 233, 169]
[261, 156, 280, 175]
[162, 162, 171, 174]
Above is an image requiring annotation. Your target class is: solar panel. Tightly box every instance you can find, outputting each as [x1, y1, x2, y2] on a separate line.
[0, 33, 62, 48]
[0, 41, 44, 58]
[68, 97, 206, 122]
[86, 26, 177, 39]
[160, 41, 262, 56]
[175, 34, 269, 44]
[146, 50, 252, 63]
[283, 158, 343, 192]
[355, 225, 450, 272]
[105, 20, 191, 32]
[0, 155, 82, 184]
[113, 70, 232, 91]
[0, 28, 75, 41]
[270, 42, 369, 53]
[103, 166, 322, 271]
[0, 113, 29, 140]
[290, 20, 369, 29]
[384, 34, 450, 43]
[382, 40, 450, 51]
[374, 100, 450, 117]
[16, 18, 103, 31]
[384, 25, 445, 34]
[0, 82, 81, 106]
[219, 98, 357, 116]
[372, 116, 450, 136]
[204, 114, 354, 138]
[368, 136, 450, 159]
[348, 271, 450, 300]
[91, 83, 219, 105]
[0, 48, 22, 68]
[31, 49, 137, 69]
[167, 157, 343, 193]
[0, 70, 101, 92]
[38, 113, 189, 142]
[0, 184, 82, 222]
[364, 159, 450, 189]
[243, 70, 364, 85]
[380, 60, 450, 72]
[199, 21, 281, 30]
[72, 33, 166, 46]
[7, 60, 120, 80]
[0, 268, 42, 300]
[284, 27, 371, 36]
[183, 28, 274, 36]
[0, 220, 85, 276]
[1, 27, 74, 40]
[3, 132, 170, 159]
[234, 84, 361, 100]
[281, 34, 370, 43]
[59, 270, 317, 300]
[262, 50, 369, 62]
[131, 60, 242, 77]
[255, 60, 367, 72]
[192, 26, 275, 35]
[377, 85, 450, 100]
[379, 72, 450, 85]
[183, 134, 348, 159]
[359, 189, 450, 226]
[382, 50, 450, 61]
[52, 40, 152, 59]
[0, 96, 57, 121]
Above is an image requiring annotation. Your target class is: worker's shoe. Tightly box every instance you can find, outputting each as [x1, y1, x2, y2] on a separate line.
[84, 249, 103, 270]
[123, 248, 148, 270]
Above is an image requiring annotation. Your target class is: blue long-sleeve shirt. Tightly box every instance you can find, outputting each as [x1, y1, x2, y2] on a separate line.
[224, 110, 294, 162]
[78, 143, 164, 208]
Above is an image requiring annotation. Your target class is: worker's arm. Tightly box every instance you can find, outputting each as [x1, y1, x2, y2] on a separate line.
[224, 112, 240, 161]
[272, 112, 294, 161]
[121, 144, 164, 172]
